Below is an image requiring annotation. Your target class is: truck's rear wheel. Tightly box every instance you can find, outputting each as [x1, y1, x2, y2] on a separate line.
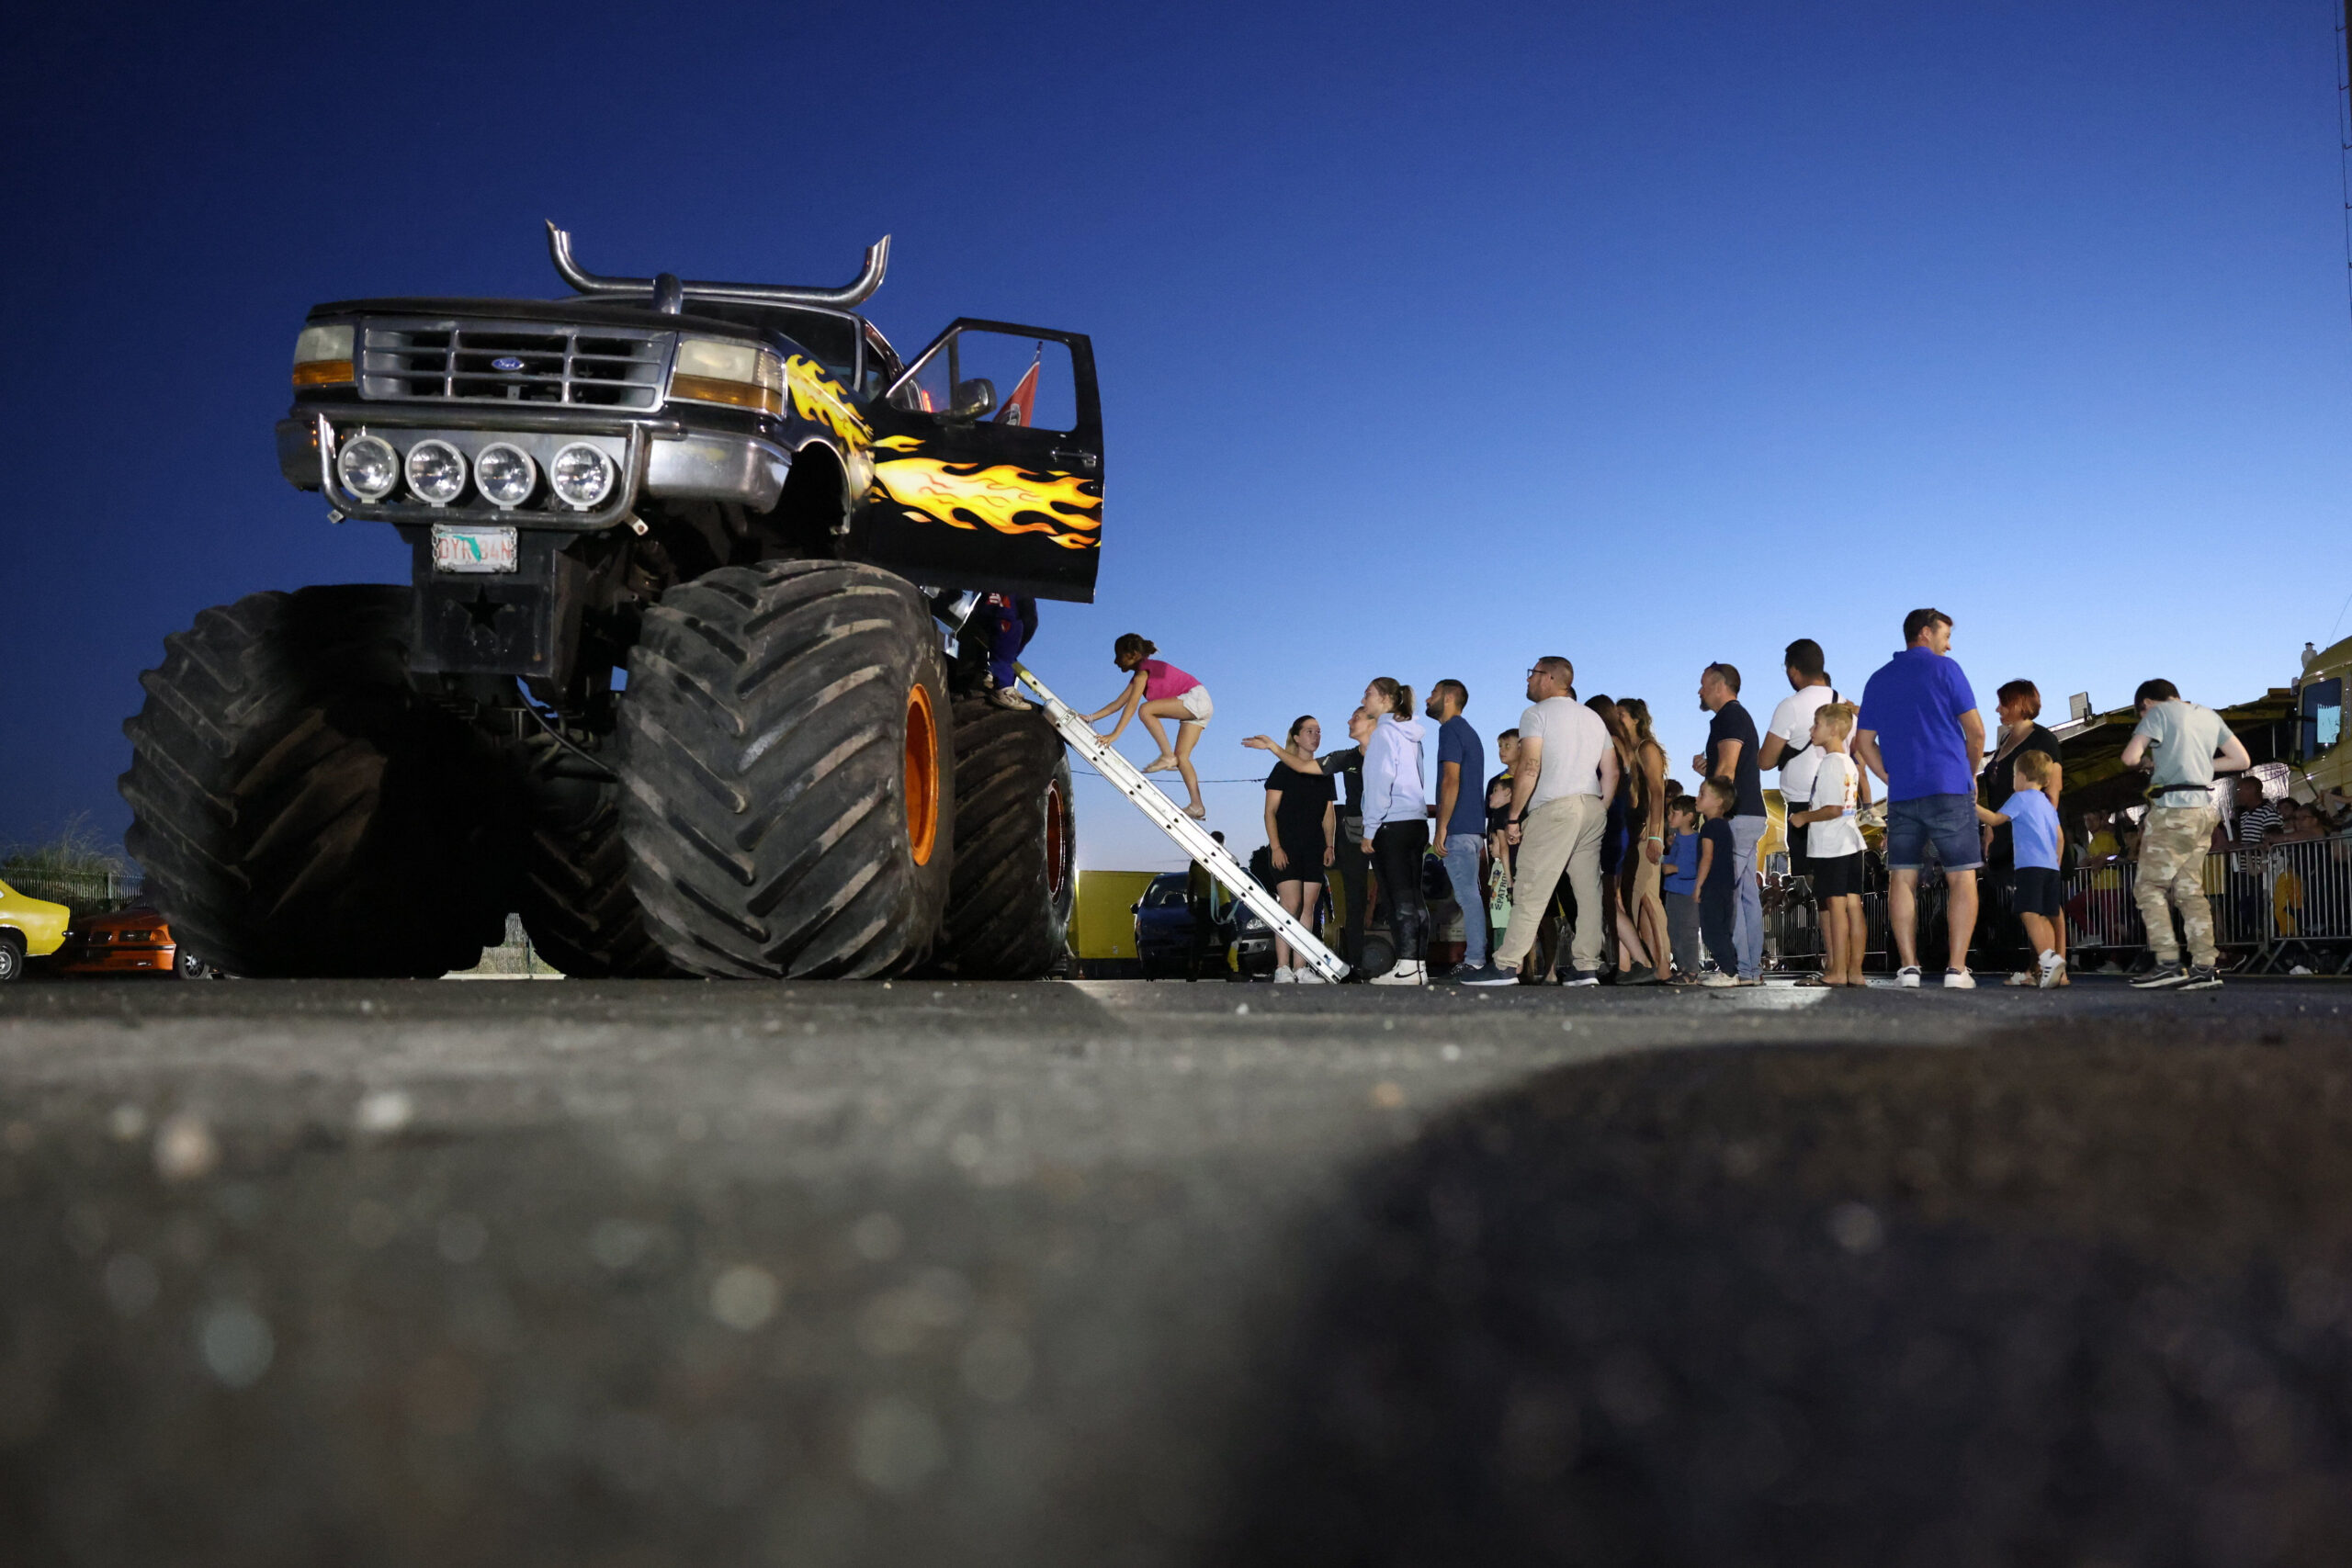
[618, 562, 952, 978]
[934, 700, 1076, 978]
[119, 586, 506, 977]
[514, 754, 681, 979]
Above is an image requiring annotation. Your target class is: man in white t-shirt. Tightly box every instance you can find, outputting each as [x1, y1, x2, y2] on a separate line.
[1757, 637, 1847, 882]
[1464, 655, 1617, 987]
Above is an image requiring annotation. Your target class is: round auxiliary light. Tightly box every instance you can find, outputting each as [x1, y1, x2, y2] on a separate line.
[336, 434, 399, 501]
[404, 440, 467, 506]
[473, 443, 537, 509]
[548, 442, 616, 510]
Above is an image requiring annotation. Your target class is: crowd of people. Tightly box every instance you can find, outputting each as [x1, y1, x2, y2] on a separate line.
[1080, 607, 2335, 991]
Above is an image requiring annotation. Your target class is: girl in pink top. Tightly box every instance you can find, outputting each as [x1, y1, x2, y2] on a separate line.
[1082, 633, 1215, 818]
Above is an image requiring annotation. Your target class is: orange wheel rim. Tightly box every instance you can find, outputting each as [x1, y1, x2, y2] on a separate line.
[1045, 779, 1069, 897]
[904, 682, 939, 865]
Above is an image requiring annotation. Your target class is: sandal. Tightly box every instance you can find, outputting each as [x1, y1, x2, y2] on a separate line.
[1793, 976, 1833, 988]
[1141, 754, 1180, 773]
[1182, 803, 1208, 821]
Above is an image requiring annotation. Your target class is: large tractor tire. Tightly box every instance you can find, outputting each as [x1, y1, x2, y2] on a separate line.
[618, 561, 952, 978]
[513, 747, 681, 978]
[119, 586, 507, 977]
[934, 699, 1076, 978]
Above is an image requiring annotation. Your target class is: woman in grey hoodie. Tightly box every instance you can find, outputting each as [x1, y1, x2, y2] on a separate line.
[1357, 677, 1431, 987]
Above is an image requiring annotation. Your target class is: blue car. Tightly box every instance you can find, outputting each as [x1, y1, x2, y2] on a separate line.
[1132, 873, 1196, 978]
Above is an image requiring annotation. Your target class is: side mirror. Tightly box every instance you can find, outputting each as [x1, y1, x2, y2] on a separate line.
[947, 378, 996, 420]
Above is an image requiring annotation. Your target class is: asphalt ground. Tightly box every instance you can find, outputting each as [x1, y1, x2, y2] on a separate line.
[1, 976, 2348, 1567]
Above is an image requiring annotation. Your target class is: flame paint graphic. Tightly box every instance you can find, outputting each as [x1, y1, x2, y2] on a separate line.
[872, 434, 926, 452]
[786, 356, 870, 448]
[872, 460, 1102, 550]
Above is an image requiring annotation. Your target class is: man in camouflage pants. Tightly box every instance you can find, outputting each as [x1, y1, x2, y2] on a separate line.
[2119, 678, 2250, 991]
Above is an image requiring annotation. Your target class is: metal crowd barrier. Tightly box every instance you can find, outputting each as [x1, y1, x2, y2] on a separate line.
[1759, 835, 2352, 976]
[2064, 835, 2352, 975]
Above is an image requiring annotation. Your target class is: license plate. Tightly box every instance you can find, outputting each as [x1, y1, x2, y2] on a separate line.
[431, 525, 518, 574]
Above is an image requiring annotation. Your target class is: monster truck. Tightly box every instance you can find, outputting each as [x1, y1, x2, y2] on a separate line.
[118, 226, 1092, 979]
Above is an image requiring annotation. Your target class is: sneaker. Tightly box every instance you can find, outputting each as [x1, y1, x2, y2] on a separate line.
[2036, 950, 2064, 990]
[988, 686, 1035, 711]
[2131, 962, 2188, 990]
[1459, 964, 1520, 987]
[1272, 966, 1296, 985]
[1141, 754, 1180, 774]
[2005, 970, 2035, 987]
[1563, 971, 1600, 987]
[1943, 969, 1976, 989]
[1621, 964, 1659, 986]
[1698, 971, 1739, 988]
[1897, 966, 1922, 988]
[1295, 964, 1331, 984]
[1369, 960, 1425, 987]
[2177, 964, 2224, 992]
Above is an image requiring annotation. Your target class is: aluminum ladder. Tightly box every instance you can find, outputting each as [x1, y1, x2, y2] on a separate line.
[1015, 662, 1351, 982]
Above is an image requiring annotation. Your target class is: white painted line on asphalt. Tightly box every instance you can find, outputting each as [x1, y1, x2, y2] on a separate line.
[1710, 987, 1830, 1010]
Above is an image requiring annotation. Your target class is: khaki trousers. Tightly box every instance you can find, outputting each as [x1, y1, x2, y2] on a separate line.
[1496, 794, 1607, 976]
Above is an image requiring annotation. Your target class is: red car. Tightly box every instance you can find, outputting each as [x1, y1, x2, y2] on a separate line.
[58, 908, 219, 978]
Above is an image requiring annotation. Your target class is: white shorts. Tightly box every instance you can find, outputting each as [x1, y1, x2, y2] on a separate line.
[1175, 684, 1212, 723]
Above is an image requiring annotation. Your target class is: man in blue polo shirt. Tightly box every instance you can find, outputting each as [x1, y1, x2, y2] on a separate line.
[1425, 680, 1489, 978]
[1855, 608, 1986, 988]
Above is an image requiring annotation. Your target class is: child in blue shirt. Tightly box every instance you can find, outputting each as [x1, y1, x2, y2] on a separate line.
[1976, 749, 2064, 988]
[1692, 780, 1741, 984]
[1660, 795, 1702, 980]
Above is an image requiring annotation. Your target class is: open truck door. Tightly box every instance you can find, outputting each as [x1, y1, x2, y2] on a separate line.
[862, 319, 1103, 604]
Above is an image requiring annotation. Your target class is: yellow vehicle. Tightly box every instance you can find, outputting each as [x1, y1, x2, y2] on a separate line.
[2297, 635, 2350, 802]
[1069, 870, 1157, 977]
[0, 880, 72, 982]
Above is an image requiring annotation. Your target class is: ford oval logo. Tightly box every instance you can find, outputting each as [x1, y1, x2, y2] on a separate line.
[492, 355, 525, 372]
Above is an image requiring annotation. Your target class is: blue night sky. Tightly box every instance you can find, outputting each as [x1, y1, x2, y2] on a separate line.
[4, 1, 2347, 873]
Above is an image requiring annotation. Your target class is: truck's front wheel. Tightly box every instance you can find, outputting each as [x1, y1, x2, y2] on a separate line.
[933, 700, 1076, 978]
[119, 586, 507, 977]
[618, 562, 952, 978]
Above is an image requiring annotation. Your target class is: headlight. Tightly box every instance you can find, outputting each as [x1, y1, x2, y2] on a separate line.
[404, 440, 467, 505]
[549, 443, 616, 509]
[669, 336, 784, 415]
[293, 323, 354, 387]
[335, 434, 398, 500]
[473, 443, 537, 508]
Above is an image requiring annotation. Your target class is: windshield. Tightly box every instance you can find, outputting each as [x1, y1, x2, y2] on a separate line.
[1141, 875, 1189, 908]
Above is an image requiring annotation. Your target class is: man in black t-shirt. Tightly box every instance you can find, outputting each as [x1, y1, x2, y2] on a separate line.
[1693, 662, 1767, 983]
[1185, 831, 1225, 980]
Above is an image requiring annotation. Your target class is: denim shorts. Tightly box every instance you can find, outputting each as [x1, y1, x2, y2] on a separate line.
[1884, 792, 1982, 873]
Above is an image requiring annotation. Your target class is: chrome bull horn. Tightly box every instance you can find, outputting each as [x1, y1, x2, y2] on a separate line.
[544, 221, 890, 309]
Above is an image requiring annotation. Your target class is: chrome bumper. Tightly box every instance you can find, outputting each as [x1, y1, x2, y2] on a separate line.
[278, 411, 792, 528]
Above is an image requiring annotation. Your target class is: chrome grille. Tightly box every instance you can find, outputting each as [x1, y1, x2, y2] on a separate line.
[359, 321, 671, 409]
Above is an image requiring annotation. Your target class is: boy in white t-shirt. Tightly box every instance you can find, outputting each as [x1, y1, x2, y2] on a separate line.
[1785, 702, 1867, 986]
